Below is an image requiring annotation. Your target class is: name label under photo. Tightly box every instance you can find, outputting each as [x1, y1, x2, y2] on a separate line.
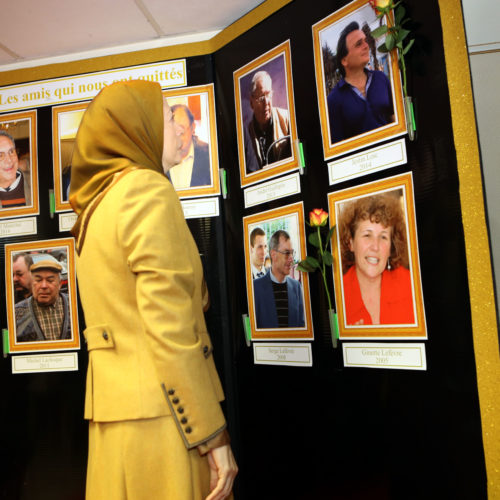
[244, 172, 301, 208]
[0, 217, 37, 238]
[329, 138, 407, 185]
[253, 343, 312, 367]
[181, 197, 219, 219]
[343, 343, 427, 370]
[12, 352, 79, 374]
[59, 212, 77, 232]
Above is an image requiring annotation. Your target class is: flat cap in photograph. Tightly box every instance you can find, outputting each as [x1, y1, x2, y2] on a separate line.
[30, 259, 63, 273]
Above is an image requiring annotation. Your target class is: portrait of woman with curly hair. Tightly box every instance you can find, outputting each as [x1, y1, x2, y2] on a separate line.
[338, 190, 415, 326]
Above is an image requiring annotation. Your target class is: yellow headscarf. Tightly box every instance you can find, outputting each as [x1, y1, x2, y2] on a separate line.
[69, 80, 164, 217]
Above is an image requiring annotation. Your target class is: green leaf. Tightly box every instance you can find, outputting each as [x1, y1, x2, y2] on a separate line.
[385, 32, 395, 51]
[371, 25, 388, 39]
[308, 231, 320, 248]
[323, 251, 333, 267]
[305, 255, 320, 269]
[297, 262, 314, 273]
[396, 28, 410, 43]
[377, 42, 389, 53]
[395, 5, 405, 24]
[402, 38, 415, 55]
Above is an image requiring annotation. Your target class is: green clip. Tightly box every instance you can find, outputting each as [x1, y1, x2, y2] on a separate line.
[245, 316, 251, 343]
[49, 189, 55, 218]
[2, 329, 9, 357]
[328, 310, 339, 348]
[299, 142, 305, 170]
[220, 169, 227, 199]
[242, 314, 251, 346]
[410, 101, 416, 132]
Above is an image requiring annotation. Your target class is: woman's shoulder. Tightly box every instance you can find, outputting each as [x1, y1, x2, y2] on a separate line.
[392, 265, 411, 278]
[113, 168, 174, 197]
[105, 168, 180, 218]
[384, 265, 412, 292]
[343, 265, 357, 282]
[124, 167, 167, 183]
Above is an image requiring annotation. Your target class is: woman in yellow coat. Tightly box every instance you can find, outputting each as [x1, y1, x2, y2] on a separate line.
[69, 80, 237, 499]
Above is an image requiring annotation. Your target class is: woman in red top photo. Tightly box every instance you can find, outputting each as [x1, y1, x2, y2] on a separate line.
[338, 191, 415, 326]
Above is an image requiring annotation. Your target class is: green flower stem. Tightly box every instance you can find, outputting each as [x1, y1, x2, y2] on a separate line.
[399, 51, 408, 99]
[317, 226, 333, 312]
[383, 5, 408, 99]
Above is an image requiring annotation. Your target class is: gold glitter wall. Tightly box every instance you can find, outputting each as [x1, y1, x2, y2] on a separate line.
[439, 0, 500, 496]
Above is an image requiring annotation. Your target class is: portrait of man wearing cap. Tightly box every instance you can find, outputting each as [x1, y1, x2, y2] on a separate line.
[15, 258, 72, 342]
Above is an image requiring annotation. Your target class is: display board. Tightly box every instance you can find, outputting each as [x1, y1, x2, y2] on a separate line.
[0, 0, 493, 498]
[214, 0, 487, 498]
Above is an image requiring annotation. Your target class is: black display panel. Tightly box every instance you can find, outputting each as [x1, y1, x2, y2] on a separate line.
[0, 1, 488, 498]
[214, 0, 486, 498]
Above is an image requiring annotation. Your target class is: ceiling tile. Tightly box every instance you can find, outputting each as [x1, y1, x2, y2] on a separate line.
[144, 0, 264, 36]
[0, 0, 265, 70]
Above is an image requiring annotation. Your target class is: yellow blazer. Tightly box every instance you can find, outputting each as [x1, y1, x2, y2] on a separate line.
[76, 168, 226, 449]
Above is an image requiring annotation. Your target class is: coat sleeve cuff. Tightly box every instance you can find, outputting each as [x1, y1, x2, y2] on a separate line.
[197, 428, 231, 456]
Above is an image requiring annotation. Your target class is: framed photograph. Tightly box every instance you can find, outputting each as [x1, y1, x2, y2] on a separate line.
[5, 237, 80, 353]
[163, 84, 220, 199]
[312, 0, 406, 160]
[243, 202, 313, 340]
[0, 110, 39, 218]
[52, 101, 89, 212]
[234, 40, 299, 187]
[328, 172, 426, 339]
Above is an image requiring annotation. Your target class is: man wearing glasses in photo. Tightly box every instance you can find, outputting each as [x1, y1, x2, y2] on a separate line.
[253, 229, 305, 328]
[244, 70, 291, 173]
[0, 131, 31, 209]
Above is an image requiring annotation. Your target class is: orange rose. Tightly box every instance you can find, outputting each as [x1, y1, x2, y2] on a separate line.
[309, 208, 328, 227]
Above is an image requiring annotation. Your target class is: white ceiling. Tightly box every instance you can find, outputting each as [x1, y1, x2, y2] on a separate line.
[3, 0, 497, 73]
[0, 0, 264, 71]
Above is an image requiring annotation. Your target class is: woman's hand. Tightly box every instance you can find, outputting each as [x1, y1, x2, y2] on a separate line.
[205, 444, 238, 500]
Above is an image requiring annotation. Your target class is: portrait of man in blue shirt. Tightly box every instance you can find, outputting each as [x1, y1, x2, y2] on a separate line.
[253, 230, 304, 329]
[327, 21, 394, 144]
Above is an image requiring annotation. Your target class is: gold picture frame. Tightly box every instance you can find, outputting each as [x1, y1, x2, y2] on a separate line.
[52, 101, 90, 212]
[328, 172, 426, 338]
[234, 40, 299, 187]
[243, 202, 313, 340]
[0, 110, 39, 218]
[312, 0, 407, 160]
[5, 237, 80, 353]
[163, 84, 220, 199]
